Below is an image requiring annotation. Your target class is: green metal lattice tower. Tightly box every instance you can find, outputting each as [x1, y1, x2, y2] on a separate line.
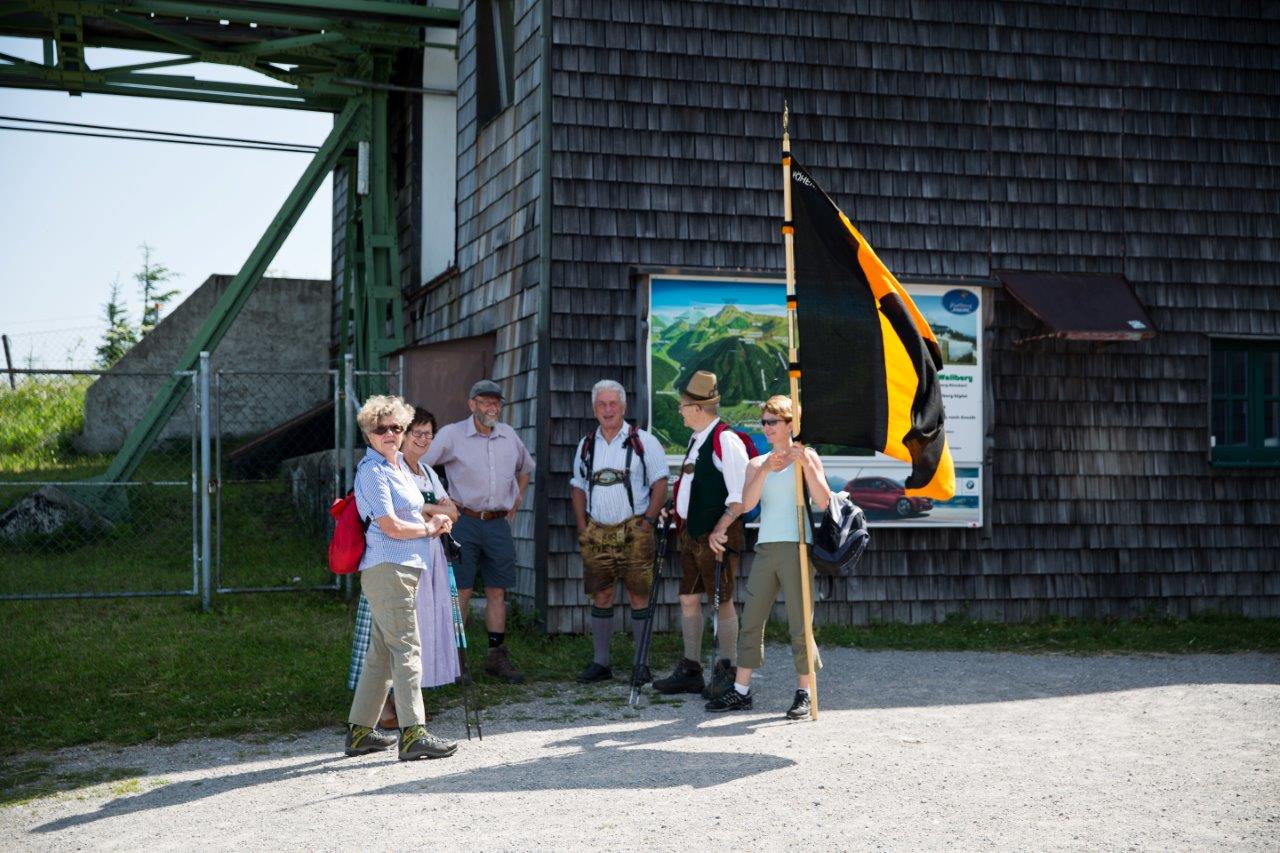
[0, 0, 459, 487]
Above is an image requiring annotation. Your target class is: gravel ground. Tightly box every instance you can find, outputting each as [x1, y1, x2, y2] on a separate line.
[3, 648, 1277, 851]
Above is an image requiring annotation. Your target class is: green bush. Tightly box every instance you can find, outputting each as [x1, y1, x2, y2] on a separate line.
[0, 377, 90, 470]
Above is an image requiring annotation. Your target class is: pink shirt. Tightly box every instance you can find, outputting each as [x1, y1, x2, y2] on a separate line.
[423, 416, 535, 512]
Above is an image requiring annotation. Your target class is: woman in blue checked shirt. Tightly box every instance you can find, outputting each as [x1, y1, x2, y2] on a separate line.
[346, 407, 460, 728]
[343, 395, 458, 761]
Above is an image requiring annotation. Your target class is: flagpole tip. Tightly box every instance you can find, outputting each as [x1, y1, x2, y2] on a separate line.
[782, 101, 790, 134]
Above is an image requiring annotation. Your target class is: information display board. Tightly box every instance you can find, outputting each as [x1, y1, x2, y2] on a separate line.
[646, 275, 984, 528]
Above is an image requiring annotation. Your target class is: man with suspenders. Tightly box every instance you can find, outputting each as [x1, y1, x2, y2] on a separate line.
[571, 380, 669, 684]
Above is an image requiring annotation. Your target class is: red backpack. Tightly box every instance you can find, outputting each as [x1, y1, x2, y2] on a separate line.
[328, 490, 371, 574]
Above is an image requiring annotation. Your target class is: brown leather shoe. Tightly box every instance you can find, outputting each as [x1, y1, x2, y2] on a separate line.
[484, 645, 524, 683]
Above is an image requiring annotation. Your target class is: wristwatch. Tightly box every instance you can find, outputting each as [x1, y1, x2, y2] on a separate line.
[640, 515, 657, 528]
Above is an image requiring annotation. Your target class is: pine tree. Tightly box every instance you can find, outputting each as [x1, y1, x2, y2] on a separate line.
[96, 277, 138, 368]
[135, 243, 180, 337]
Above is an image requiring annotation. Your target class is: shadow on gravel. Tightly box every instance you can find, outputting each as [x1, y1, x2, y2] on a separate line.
[360, 718, 795, 798]
[32, 756, 349, 834]
[748, 651, 1280, 713]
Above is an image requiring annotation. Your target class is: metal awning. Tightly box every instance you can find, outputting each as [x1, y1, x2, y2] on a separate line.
[995, 271, 1157, 345]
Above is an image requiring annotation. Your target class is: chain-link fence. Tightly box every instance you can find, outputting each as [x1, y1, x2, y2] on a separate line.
[1, 357, 403, 604]
[213, 368, 341, 593]
[0, 368, 198, 599]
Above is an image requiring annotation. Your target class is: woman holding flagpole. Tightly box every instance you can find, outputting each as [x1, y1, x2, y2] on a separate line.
[705, 395, 831, 718]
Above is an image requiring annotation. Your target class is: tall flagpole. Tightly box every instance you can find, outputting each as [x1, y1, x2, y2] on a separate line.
[781, 103, 819, 720]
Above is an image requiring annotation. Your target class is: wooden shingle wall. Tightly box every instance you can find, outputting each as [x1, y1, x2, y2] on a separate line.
[403, 0, 546, 610]
[542, 0, 1280, 632]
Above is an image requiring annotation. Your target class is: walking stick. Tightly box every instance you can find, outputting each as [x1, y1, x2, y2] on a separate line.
[444, 535, 482, 741]
[628, 502, 673, 708]
[707, 545, 739, 682]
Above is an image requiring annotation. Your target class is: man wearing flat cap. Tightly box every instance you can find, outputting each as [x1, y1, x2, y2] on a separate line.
[653, 370, 749, 699]
[424, 379, 535, 683]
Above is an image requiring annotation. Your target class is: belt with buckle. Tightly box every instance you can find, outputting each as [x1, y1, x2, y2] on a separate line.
[460, 506, 509, 521]
[588, 468, 628, 487]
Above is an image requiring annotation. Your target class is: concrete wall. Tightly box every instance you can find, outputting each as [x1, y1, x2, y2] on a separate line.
[78, 275, 332, 453]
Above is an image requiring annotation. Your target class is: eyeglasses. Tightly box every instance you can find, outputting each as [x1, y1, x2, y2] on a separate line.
[408, 429, 433, 440]
[370, 424, 404, 436]
[760, 418, 789, 427]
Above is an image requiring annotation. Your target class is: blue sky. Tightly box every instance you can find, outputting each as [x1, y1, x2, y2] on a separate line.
[0, 39, 333, 367]
[650, 278, 787, 320]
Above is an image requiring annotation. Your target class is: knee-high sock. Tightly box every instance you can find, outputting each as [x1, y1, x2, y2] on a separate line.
[630, 606, 650, 650]
[681, 608, 703, 661]
[590, 606, 613, 666]
[717, 610, 739, 665]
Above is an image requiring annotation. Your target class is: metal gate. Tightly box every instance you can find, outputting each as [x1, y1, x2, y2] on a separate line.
[212, 367, 342, 594]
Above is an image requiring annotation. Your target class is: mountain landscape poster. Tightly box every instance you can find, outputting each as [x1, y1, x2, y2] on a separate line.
[648, 277, 789, 455]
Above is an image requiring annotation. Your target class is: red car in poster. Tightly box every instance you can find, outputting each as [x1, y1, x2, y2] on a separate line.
[844, 476, 933, 518]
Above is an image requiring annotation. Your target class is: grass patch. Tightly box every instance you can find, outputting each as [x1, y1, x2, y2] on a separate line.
[0, 760, 146, 808]
[0, 376, 92, 473]
[1, 592, 1275, 757]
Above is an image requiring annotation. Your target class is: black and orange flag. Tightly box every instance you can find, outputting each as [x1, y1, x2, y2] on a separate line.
[790, 159, 956, 501]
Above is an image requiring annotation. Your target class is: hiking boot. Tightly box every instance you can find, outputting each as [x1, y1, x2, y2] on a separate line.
[485, 645, 525, 684]
[786, 689, 811, 720]
[344, 724, 397, 756]
[577, 661, 613, 683]
[652, 658, 704, 695]
[398, 725, 458, 760]
[629, 663, 652, 687]
[704, 688, 753, 713]
[701, 658, 737, 700]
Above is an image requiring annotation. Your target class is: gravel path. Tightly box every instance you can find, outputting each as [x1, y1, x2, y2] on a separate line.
[3, 649, 1277, 851]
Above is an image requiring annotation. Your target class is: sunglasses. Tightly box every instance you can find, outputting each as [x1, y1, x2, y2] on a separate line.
[760, 418, 789, 427]
[370, 424, 404, 436]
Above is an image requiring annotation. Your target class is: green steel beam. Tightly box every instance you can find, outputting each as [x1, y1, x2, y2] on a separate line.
[93, 55, 199, 74]
[0, 64, 332, 108]
[104, 8, 212, 55]
[99, 97, 364, 484]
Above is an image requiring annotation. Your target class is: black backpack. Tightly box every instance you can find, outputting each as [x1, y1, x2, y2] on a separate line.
[805, 489, 870, 576]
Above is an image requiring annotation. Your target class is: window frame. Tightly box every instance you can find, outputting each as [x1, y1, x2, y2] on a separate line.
[1209, 336, 1280, 468]
[474, 0, 515, 129]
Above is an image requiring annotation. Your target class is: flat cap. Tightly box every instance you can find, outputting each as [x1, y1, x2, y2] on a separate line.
[469, 379, 505, 400]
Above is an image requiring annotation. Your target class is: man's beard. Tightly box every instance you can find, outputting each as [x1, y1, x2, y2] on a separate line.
[476, 413, 498, 428]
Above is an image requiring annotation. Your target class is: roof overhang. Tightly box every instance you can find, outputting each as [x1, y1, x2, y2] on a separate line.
[995, 270, 1157, 345]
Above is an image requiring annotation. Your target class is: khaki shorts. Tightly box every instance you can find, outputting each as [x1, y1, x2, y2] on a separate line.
[677, 520, 744, 601]
[580, 516, 655, 597]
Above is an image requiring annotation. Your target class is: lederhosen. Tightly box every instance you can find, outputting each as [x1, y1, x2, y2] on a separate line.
[579, 426, 654, 596]
[676, 430, 743, 598]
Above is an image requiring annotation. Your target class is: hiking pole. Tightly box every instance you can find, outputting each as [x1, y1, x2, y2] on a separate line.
[629, 502, 673, 708]
[707, 545, 738, 683]
[443, 534, 482, 741]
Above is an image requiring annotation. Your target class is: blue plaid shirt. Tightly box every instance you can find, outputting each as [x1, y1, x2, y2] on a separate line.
[354, 447, 429, 571]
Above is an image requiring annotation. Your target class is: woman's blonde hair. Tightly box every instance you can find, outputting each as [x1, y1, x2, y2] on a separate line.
[761, 395, 796, 422]
[357, 395, 414, 439]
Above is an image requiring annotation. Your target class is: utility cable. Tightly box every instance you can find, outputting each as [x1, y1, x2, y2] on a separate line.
[0, 115, 319, 152]
[0, 124, 317, 153]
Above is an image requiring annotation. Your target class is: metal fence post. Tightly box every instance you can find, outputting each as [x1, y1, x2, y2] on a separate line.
[343, 353, 356, 599]
[199, 351, 213, 612]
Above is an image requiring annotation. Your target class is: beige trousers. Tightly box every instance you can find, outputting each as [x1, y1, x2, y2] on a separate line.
[736, 542, 823, 674]
[348, 562, 426, 728]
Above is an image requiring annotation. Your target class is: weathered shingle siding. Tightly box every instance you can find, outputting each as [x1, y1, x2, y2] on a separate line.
[543, 0, 1280, 631]
[405, 0, 546, 609]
